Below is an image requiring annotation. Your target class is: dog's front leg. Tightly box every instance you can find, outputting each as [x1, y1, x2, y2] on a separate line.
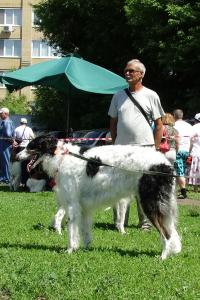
[67, 204, 80, 253]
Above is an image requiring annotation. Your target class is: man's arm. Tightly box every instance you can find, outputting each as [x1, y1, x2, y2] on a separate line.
[154, 118, 163, 149]
[110, 117, 118, 145]
[4, 120, 14, 138]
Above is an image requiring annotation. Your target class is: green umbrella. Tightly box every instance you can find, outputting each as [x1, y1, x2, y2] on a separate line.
[0, 55, 128, 132]
[0, 55, 127, 94]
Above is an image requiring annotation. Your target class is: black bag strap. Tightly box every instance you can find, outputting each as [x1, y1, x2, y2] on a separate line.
[21, 126, 26, 139]
[124, 88, 152, 128]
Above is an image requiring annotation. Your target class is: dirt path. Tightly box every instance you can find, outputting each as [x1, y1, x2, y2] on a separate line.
[177, 198, 200, 206]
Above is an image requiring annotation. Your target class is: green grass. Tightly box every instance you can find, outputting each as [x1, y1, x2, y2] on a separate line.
[186, 185, 200, 200]
[0, 186, 199, 300]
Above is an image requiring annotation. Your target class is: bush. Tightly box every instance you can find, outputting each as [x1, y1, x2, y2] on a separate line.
[0, 93, 30, 114]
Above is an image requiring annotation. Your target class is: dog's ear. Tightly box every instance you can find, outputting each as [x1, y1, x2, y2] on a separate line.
[40, 137, 58, 155]
[27, 135, 46, 150]
[27, 135, 57, 155]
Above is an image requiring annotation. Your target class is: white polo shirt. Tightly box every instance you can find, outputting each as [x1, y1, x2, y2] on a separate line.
[108, 87, 164, 145]
[174, 120, 193, 152]
[14, 125, 35, 147]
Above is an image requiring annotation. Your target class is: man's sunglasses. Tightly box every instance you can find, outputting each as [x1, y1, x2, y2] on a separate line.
[124, 69, 141, 74]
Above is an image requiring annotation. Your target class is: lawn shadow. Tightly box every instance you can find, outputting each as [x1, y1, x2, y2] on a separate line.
[94, 222, 138, 231]
[0, 186, 10, 192]
[87, 246, 158, 258]
[0, 242, 65, 253]
[94, 222, 116, 231]
[0, 242, 158, 258]
[0, 185, 30, 193]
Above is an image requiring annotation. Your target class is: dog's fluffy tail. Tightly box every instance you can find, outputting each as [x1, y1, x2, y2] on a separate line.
[138, 164, 176, 239]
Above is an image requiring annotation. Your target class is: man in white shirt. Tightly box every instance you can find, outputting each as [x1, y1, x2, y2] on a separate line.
[13, 118, 35, 186]
[108, 59, 165, 230]
[14, 118, 35, 150]
[173, 109, 193, 198]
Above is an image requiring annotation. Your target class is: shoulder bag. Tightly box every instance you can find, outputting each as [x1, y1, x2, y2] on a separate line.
[159, 125, 170, 153]
[15, 127, 26, 145]
[124, 88, 152, 128]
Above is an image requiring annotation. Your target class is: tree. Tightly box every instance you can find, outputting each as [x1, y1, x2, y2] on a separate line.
[33, 86, 110, 130]
[124, 0, 200, 114]
[34, 0, 130, 72]
[34, 0, 200, 126]
[34, 0, 131, 130]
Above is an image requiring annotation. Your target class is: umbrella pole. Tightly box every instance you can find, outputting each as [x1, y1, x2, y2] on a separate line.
[66, 97, 70, 137]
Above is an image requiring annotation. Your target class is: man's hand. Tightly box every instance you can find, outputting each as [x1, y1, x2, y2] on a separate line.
[154, 118, 163, 149]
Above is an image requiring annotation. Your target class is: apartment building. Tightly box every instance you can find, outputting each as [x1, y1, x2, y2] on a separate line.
[0, 0, 58, 101]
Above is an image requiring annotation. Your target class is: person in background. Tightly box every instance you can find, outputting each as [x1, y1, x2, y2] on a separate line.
[161, 113, 179, 164]
[188, 113, 200, 192]
[13, 118, 35, 186]
[13, 118, 35, 152]
[108, 58, 164, 230]
[0, 107, 15, 184]
[173, 109, 193, 199]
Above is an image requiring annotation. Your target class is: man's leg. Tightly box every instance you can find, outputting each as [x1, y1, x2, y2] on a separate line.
[1, 147, 11, 183]
[175, 151, 189, 199]
[177, 176, 187, 198]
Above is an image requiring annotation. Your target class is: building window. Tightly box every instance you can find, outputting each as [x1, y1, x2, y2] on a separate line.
[32, 10, 41, 27]
[32, 40, 60, 58]
[0, 9, 22, 26]
[0, 40, 21, 57]
[0, 71, 6, 88]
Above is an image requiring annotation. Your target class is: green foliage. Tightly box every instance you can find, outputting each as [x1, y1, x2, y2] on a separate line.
[188, 208, 200, 217]
[0, 187, 199, 299]
[33, 0, 200, 124]
[33, 86, 67, 130]
[33, 86, 110, 130]
[34, 0, 130, 73]
[0, 93, 30, 114]
[124, 0, 200, 114]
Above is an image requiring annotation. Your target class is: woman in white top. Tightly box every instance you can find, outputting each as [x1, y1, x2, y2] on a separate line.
[189, 113, 200, 192]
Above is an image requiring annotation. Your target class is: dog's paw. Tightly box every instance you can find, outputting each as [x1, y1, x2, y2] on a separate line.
[115, 224, 126, 234]
[67, 248, 74, 254]
[66, 247, 78, 254]
[160, 253, 167, 260]
[160, 244, 182, 260]
[48, 225, 62, 235]
[83, 241, 91, 249]
[55, 227, 62, 235]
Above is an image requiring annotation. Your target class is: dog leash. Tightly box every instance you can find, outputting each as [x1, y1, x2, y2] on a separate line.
[68, 151, 179, 178]
[68, 151, 111, 167]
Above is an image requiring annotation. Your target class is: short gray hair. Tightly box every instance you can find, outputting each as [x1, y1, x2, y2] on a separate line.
[173, 109, 183, 120]
[127, 59, 146, 75]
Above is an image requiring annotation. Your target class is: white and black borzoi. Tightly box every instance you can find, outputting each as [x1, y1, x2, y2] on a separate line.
[17, 135, 182, 260]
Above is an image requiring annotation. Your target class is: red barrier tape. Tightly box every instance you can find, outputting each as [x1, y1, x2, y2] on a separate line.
[0, 135, 199, 142]
[62, 137, 112, 142]
[0, 137, 112, 141]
